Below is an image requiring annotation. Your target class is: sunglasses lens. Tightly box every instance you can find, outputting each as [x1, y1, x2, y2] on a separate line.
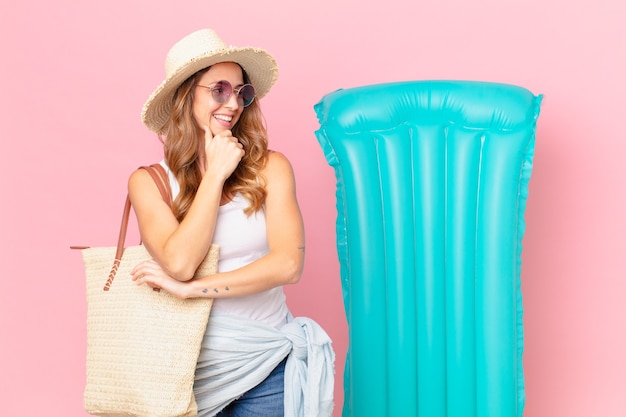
[239, 84, 255, 107]
[211, 81, 233, 104]
[208, 81, 255, 107]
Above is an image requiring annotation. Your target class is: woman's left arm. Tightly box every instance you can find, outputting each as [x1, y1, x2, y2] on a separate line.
[132, 151, 305, 299]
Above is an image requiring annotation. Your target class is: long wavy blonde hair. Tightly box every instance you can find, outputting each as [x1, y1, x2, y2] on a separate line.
[161, 66, 268, 222]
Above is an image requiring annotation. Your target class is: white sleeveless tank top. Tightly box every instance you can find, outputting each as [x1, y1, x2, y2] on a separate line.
[159, 161, 289, 328]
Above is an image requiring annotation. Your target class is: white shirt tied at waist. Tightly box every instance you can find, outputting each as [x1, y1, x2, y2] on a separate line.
[194, 314, 335, 417]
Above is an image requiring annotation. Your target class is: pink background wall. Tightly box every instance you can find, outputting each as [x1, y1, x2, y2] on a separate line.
[1, 0, 624, 416]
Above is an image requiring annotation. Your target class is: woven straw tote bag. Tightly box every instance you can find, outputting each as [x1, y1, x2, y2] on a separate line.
[75, 164, 217, 417]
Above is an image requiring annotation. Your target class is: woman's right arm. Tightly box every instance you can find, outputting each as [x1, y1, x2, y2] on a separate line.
[128, 127, 243, 280]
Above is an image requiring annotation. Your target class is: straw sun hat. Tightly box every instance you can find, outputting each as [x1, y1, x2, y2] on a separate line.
[141, 29, 279, 133]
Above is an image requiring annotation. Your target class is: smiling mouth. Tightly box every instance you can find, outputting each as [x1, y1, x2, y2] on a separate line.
[214, 114, 233, 123]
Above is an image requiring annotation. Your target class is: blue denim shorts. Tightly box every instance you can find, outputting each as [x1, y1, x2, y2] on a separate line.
[215, 357, 287, 417]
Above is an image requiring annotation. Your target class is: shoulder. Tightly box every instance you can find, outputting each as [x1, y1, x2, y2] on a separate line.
[128, 166, 162, 202]
[264, 150, 294, 175]
[262, 150, 297, 191]
[128, 166, 153, 190]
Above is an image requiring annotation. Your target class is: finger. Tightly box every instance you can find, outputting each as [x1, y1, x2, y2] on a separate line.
[202, 125, 214, 142]
[131, 262, 159, 281]
[135, 273, 162, 292]
[217, 130, 235, 141]
[132, 268, 151, 281]
[130, 263, 147, 278]
[132, 272, 144, 283]
[136, 266, 163, 280]
[135, 272, 157, 286]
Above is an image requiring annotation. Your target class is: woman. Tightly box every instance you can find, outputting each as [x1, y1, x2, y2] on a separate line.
[129, 29, 334, 417]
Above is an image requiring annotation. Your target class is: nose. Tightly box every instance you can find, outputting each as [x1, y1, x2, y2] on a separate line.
[224, 91, 241, 109]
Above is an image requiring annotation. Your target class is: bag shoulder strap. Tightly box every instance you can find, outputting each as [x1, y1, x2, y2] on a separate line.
[104, 164, 173, 291]
[142, 163, 173, 207]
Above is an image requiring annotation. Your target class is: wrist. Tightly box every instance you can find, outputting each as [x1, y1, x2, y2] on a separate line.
[198, 173, 227, 198]
[201, 165, 229, 184]
[185, 279, 199, 299]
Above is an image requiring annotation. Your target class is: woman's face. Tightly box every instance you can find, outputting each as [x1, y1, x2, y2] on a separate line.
[192, 62, 245, 136]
